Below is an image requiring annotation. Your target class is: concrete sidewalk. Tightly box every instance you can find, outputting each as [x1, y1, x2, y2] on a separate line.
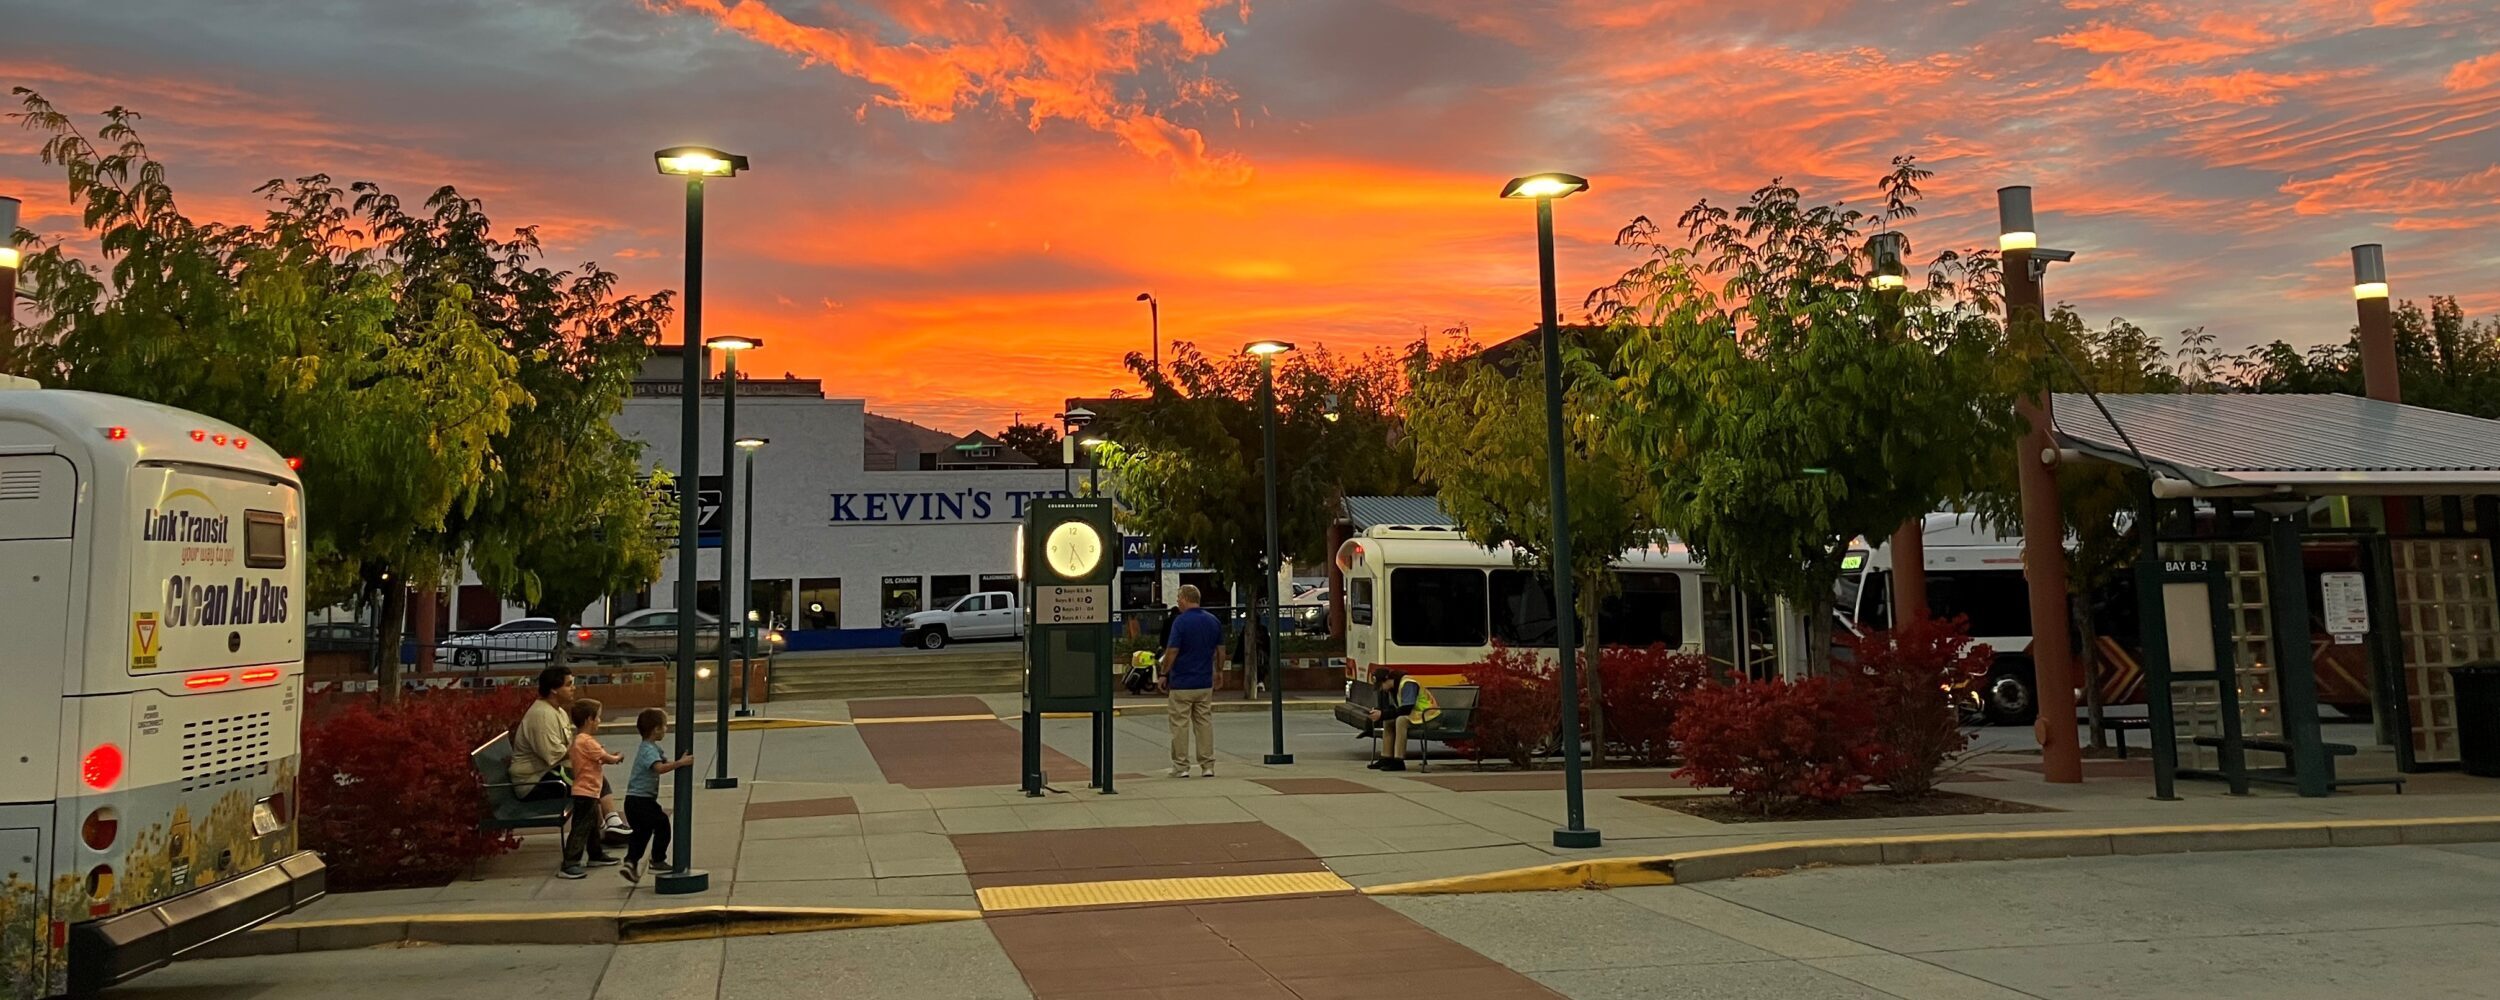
[249, 693, 2500, 951]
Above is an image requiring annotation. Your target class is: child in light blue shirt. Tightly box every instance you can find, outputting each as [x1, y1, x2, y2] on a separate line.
[620, 708, 693, 884]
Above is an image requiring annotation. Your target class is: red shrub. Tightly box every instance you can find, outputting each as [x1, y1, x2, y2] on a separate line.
[301, 687, 533, 891]
[1844, 617, 1993, 796]
[1455, 644, 1561, 769]
[1671, 674, 1878, 816]
[1597, 644, 1714, 766]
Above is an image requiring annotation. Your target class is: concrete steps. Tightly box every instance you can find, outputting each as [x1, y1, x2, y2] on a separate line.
[769, 647, 1026, 700]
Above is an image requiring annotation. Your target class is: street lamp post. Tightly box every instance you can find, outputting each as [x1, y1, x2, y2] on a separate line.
[705, 334, 759, 789]
[1996, 185, 2082, 786]
[1501, 172, 1600, 849]
[1081, 436, 1107, 494]
[653, 144, 747, 895]
[1057, 407, 1095, 494]
[1244, 338, 1296, 766]
[1136, 293, 1164, 606]
[735, 436, 769, 718]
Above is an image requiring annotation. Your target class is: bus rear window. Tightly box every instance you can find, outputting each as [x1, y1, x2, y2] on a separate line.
[1390, 568, 1486, 647]
[1348, 577, 1375, 626]
[244, 510, 286, 569]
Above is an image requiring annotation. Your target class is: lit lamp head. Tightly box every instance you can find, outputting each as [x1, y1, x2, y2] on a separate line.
[1243, 338, 1296, 359]
[1058, 406, 1096, 431]
[735, 436, 770, 451]
[1322, 393, 1342, 422]
[1135, 292, 1155, 304]
[1867, 232, 1909, 292]
[2351, 244, 2389, 300]
[1996, 186, 2036, 252]
[654, 146, 749, 178]
[1499, 173, 1590, 201]
[0, 195, 20, 270]
[705, 335, 761, 352]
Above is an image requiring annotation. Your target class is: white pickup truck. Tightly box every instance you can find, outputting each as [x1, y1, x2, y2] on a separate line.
[899, 591, 1025, 648]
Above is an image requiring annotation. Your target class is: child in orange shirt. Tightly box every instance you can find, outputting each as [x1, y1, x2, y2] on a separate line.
[559, 698, 623, 878]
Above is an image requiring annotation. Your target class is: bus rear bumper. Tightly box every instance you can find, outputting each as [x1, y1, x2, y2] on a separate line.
[69, 850, 327, 994]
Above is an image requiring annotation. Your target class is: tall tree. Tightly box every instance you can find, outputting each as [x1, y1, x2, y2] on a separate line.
[7, 94, 524, 697]
[1590, 159, 2031, 665]
[348, 184, 676, 650]
[1102, 341, 1418, 688]
[2227, 296, 2500, 417]
[1000, 419, 1064, 467]
[1406, 326, 1660, 761]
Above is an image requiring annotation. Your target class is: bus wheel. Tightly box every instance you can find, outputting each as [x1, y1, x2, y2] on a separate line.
[1983, 668, 2037, 726]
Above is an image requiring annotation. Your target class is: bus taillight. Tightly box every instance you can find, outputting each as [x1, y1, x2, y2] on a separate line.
[241, 668, 280, 684]
[80, 744, 124, 791]
[81, 808, 119, 851]
[184, 672, 231, 689]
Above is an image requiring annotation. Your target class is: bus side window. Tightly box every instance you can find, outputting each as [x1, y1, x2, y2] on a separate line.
[244, 509, 287, 569]
[1601, 571, 1683, 648]
[1490, 569, 1557, 646]
[1389, 568, 1487, 646]
[1348, 577, 1374, 626]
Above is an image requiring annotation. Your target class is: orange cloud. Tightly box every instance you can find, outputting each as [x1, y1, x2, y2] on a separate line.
[651, 0, 1249, 182]
[2447, 52, 2500, 92]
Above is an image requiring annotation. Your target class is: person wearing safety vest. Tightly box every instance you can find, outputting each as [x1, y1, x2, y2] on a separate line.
[1364, 669, 1439, 772]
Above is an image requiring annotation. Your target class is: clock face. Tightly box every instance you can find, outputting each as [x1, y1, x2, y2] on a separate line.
[1044, 520, 1104, 578]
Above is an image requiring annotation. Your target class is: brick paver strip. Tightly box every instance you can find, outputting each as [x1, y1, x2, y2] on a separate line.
[1250, 777, 1377, 795]
[856, 717, 1090, 789]
[1995, 759, 2157, 779]
[849, 695, 998, 719]
[1407, 770, 1696, 791]
[742, 796, 859, 821]
[988, 894, 1560, 998]
[955, 822, 1320, 889]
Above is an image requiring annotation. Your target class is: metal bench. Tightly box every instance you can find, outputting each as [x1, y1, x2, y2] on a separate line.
[471, 732, 569, 831]
[2090, 716, 2153, 759]
[2191, 735, 2405, 793]
[1389, 685, 1479, 773]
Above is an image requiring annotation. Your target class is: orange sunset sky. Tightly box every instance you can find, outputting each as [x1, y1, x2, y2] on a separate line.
[6, 0, 2497, 432]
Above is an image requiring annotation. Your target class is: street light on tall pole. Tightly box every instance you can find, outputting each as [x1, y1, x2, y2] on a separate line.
[1137, 292, 1164, 605]
[1244, 338, 1296, 766]
[1057, 407, 1095, 494]
[1997, 185, 2082, 785]
[653, 144, 747, 895]
[705, 334, 759, 788]
[1501, 171, 1600, 849]
[734, 436, 769, 718]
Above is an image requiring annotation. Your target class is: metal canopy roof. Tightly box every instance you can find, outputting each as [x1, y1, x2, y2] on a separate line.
[2050, 392, 2500, 495]
[1342, 495, 1457, 529]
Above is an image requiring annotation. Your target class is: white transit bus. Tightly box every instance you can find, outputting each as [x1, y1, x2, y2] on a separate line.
[1331, 523, 1808, 727]
[1, 379, 325, 998]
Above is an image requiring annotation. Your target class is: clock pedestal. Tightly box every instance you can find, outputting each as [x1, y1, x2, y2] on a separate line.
[1021, 497, 1120, 796]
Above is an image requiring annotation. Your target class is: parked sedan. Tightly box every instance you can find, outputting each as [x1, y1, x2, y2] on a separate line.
[573, 609, 781, 658]
[436, 617, 562, 666]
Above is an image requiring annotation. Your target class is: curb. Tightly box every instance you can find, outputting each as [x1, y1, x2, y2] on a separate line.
[1358, 815, 2500, 895]
[196, 905, 981, 958]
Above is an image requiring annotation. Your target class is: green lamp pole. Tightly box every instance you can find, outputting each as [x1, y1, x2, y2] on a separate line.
[1245, 338, 1296, 765]
[706, 335, 758, 788]
[735, 436, 768, 718]
[1501, 171, 1599, 849]
[653, 145, 747, 895]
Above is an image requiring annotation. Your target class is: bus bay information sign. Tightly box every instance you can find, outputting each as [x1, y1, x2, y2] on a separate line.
[1038, 585, 1111, 624]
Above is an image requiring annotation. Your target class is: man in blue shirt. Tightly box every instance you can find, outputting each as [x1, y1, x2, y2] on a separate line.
[1160, 584, 1225, 777]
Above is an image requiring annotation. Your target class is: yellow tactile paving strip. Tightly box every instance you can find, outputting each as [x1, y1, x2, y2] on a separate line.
[850, 713, 999, 725]
[976, 871, 1354, 912]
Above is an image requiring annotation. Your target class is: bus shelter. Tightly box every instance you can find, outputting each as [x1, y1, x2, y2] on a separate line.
[2053, 393, 2500, 797]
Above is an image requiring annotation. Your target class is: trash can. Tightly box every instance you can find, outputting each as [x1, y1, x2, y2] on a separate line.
[2451, 663, 2500, 778]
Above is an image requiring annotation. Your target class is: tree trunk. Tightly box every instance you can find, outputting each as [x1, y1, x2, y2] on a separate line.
[2077, 592, 2106, 752]
[1807, 592, 1838, 678]
[550, 611, 576, 669]
[374, 582, 408, 705]
[1580, 582, 1607, 768]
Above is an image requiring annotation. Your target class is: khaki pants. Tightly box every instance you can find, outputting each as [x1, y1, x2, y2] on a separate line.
[1168, 687, 1215, 771]
[1382, 716, 1408, 759]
